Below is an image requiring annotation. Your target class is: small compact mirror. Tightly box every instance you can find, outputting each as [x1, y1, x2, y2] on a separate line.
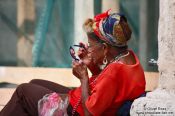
[69, 46, 80, 61]
[69, 44, 86, 61]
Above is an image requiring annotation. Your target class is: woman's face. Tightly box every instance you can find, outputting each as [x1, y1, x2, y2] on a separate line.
[85, 37, 105, 66]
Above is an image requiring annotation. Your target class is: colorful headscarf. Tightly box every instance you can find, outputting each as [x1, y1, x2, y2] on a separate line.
[85, 10, 132, 47]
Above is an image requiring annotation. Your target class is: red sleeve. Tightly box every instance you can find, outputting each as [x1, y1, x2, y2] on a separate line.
[85, 64, 120, 115]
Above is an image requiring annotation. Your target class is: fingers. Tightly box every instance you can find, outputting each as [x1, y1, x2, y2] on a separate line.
[77, 48, 85, 56]
[72, 60, 85, 69]
[79, 42, 89, 50]
[72, 60, 80, 67]
[72, 60, 78, 68]
[72, 59, 88, 80]
[79, 42, 86, 51]
[72, 60, 83, 77]
[72, 60, 83, 65]
[79, 42, 86, 49]
[78, 47, 87, 58]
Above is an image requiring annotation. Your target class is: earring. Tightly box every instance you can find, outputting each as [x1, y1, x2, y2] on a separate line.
[99, 56, 108, 70]
[103, 56, 108, 65]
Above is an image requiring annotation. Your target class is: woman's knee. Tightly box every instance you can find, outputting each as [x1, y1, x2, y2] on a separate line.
[29, 79, 41, 84]
[17, 83, 29, 90]
[16, 83, 33, 96]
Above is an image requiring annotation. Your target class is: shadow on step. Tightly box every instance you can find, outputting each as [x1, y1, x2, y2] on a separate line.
[0, 82, 18, 88]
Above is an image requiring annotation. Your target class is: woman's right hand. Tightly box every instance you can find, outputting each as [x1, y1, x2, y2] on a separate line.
[77, 42, 88, 59]
[77, 42, 92, 66]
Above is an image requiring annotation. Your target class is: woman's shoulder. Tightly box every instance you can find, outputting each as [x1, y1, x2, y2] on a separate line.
[104, 51, 142, 73]
[112, 50, 140, 66]
[98, 50, 143, 78]
[100, 62, 123, 77]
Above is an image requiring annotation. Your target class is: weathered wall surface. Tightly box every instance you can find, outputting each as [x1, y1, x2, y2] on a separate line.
[130, 0, 175, 115]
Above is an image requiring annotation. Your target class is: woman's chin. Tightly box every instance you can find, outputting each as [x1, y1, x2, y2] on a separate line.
[82, 59, 92, 66]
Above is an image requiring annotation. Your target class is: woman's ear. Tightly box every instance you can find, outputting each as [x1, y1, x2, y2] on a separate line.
[102, 43, 109, 55]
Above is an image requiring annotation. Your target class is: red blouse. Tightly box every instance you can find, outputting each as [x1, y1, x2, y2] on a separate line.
[68, 50, 146, 116]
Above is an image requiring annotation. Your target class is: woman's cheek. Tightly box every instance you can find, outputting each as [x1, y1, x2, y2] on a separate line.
[82, 55, 93, 66]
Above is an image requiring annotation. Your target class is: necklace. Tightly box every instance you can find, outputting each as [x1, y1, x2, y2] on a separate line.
[109, 50, 130, 63]
[71, 97, 81, 116]
[114, 51, 130, 62]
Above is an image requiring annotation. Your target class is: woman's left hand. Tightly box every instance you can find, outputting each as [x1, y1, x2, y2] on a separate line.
[72, 60, 89, 81]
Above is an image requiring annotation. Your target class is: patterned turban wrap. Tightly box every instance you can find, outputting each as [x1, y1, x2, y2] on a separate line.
[83, 10, 132, 47]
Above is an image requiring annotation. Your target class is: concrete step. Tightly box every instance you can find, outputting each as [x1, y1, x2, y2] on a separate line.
[0, 67, 159, 111]
[0, 88, 15, 111]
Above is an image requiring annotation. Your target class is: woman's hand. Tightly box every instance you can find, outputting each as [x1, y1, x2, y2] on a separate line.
[72, 60, 89, 81]
[77, 42, 88, 59]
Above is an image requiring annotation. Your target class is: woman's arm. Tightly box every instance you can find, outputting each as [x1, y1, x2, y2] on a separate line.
[80, 78, 92, 116]
[72, 60, 92, 116]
